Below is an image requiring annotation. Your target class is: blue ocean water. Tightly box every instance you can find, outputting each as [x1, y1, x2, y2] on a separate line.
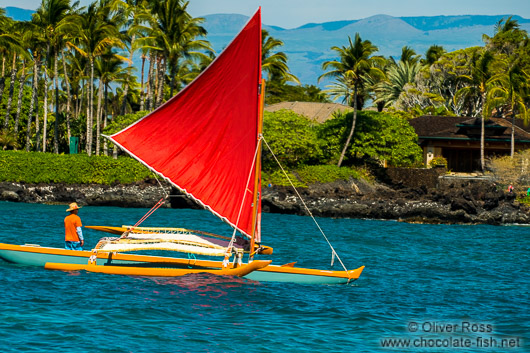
[0, 201, 528, 352]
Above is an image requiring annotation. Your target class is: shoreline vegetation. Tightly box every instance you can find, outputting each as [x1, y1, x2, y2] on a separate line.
[1, 151, 529, 226]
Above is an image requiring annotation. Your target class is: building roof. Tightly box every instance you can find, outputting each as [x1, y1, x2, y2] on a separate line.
[264, 101, 351, 123]
[409, 115, 530, 142]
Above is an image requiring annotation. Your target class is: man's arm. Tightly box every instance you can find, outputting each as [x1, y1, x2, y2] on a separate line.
[76, 227, 84, 246]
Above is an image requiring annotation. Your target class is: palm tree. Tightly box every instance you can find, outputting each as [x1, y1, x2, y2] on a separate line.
[375, 60, 421, 109]
[141, 0, 212, 100]
[14, 23, 36, 138]
[25, 49, 43, 151]
[0, 130, 19, 150]
[483, 16, 528, 56]
[139, 47, 149, 111]
[3, 20, 24, 131]
[68, 2, 124, 156]
[261, 29, 299, 85]
[66, 49, 88, 122]
[0, 10, 18, 122]
[319, 33, 383, 167]
[486, 59, 529, 157]
[14, 58, 27, 136]
[95, 52, 128, 155]
[454, 48, 495, 170]
[110, 0, 149, 114]
[24, 22, 47, 152]
[32, 0, 73, 153]
[391, 46, 420, 65]
[61, 46, 74, 144]
[422, 45, 445, 66]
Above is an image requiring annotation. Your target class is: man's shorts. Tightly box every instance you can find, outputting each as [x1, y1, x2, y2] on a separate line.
[65, 241, 83, 251]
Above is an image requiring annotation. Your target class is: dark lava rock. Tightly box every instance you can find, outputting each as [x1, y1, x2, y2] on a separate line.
[1, 176, 529, 226]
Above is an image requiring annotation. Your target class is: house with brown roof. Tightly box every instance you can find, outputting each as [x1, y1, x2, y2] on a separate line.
[409, 116, 530, 172]
[264, 102, 351, 123]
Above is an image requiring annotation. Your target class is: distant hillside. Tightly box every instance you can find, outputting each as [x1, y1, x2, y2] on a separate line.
[400, 15, 530, 31]
[4, 6, 33, 21]
[202, 13, 530, 86]
[4, 7, 529, 87]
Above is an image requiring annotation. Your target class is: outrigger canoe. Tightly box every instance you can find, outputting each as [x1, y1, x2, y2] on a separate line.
[0, 8, 365, 285]
[0, 243, 364, 285]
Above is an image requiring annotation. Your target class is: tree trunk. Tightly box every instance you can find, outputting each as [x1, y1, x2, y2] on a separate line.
[14, 59, 26, 135]
[156, 56, 165, 109]
[103, 83, 109, 156]
[62, 49, 72, 145]
[480, 115, 485, 171]
[76, 78, 84, 121]
[42, 45, 50, 153]
[169, 65, 175, 97]
[42, 75, 48, 152]
[480, 92, 486, 172]
[140, 53, 146, 111]
[120, 34, 136, 115]
[35, 103, 41, 152]
[53, 49, 60, 154]
[0, 56, 6, 113]
[86, 57, 95, 156]
[95, 78, 103, 155]
[337, 84, 358, 167]
[4, 53, 18, 129]
[511, 113, 515, 158]
[147, 52, 155, 111]
[25, 57, 40, 151]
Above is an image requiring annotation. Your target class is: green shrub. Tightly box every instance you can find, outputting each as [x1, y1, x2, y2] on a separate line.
[429, 156, 447, 168]
[295, 165, 370, 184]
[262, 110, 322, 170]
[0, 150, 152, 184]
[262, 169, 306, 188]
[318, 110, 423, 167]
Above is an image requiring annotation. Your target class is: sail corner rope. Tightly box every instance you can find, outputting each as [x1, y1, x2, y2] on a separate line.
[262, 136, 350, 275]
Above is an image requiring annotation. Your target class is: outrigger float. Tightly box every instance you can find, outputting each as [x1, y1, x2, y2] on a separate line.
[0, 225, 364, 284]
[0, 8, 364, 285]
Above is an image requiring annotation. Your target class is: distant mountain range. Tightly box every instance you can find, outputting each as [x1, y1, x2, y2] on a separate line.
[4, 7, 33, 21]
[4, 7, 530, 86]
[203, 13, 530, 86]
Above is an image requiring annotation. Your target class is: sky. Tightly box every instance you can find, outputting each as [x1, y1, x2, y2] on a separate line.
[2, 0, 529, 28]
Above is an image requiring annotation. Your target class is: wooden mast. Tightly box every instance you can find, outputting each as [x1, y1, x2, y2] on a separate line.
[249, 79, 265, 260]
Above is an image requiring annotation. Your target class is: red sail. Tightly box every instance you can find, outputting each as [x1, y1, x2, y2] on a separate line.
[108, 9, 262, 237]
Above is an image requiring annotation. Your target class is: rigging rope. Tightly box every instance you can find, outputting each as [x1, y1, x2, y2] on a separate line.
[123, 172, 170, 235]
[129, 197, 166, 232]
[224, 138, 261, 265]
[152, 173, 170, 198]
[262, 137, 349, 274]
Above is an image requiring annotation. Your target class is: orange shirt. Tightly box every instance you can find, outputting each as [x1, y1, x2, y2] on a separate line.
[64, 213, 82, 242]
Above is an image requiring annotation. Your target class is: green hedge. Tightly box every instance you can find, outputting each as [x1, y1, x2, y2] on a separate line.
[0, 151, 153, 184]
[0, 151, 370, 187]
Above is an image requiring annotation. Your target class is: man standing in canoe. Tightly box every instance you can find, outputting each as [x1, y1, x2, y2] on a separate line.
[64, 202, 84, 250]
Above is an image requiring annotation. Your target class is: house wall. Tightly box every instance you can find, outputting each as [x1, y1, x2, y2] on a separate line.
[420, 140, 530, 172]
[423, 146, 442, 167]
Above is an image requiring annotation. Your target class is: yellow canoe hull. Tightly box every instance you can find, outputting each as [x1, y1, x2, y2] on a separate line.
[44, 259, 271, 277]
[0, 243, 363, 284]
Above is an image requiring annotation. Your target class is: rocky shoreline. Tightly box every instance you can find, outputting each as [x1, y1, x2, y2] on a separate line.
[1, 176, 528, 226]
